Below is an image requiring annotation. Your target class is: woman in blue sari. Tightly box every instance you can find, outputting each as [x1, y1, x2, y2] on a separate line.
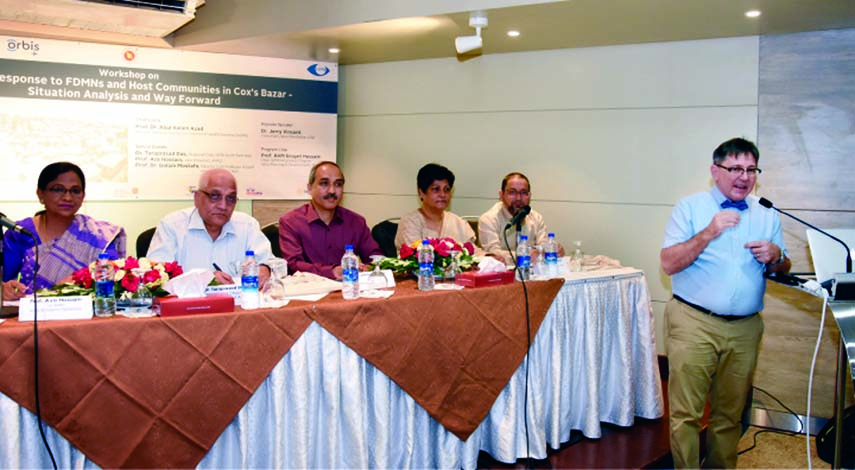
[2, 162, 126, 299]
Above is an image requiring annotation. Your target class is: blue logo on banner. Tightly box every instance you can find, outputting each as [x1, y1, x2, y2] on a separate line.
[307, 63, 331, 77]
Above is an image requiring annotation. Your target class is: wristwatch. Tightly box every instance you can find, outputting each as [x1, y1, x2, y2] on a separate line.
[768, 250, 785, 266]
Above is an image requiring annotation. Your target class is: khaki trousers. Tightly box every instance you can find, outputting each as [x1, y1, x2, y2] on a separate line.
[665, 298, 764, 469]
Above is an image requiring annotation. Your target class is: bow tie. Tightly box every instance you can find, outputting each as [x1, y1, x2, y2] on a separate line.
[721, 199, 748, 211]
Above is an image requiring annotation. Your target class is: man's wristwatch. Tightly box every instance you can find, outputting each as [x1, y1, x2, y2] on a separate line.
[767, 251, 785, 266]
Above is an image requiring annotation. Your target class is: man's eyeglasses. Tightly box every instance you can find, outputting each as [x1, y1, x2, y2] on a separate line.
[47, 186, 84, 197]
[505, 190, 530, 198]
[715, 164, 762, 177]
[198, 190, 238, 205]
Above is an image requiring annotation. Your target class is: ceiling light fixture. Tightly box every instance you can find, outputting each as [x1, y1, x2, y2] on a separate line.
[455, 11, 488, 54]
[745, 10, 761, 18]
[507, 30, 520, 38]
[328, 47, 340, 54]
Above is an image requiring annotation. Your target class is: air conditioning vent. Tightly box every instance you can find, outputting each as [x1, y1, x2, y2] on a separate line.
[78, 0, 189, 14]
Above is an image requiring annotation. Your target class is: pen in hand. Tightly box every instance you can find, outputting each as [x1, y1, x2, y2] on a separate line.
[213, 263, 223, 272]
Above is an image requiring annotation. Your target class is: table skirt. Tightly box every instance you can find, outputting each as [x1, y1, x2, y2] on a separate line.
[0, 270, 663, 469]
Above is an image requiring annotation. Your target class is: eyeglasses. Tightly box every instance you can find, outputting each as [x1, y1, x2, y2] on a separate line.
[46, 186, 84, 197]
[198, 190, 238, 205]
[505, 190, 530, 198]
[715, 164, 762, 177]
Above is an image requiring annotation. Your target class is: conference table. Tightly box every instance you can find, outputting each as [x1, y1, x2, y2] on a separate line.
[0, 267, 663, 469]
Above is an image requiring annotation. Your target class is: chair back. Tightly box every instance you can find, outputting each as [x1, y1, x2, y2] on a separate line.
[462, 216, 481, 247]
[136, 227, 156, 258]
[261, 223, 282, 258]
[371, 219, 399, 258]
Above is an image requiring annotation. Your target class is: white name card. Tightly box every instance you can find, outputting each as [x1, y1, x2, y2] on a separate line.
[205, 284, 242, 304]
[18, 296, 93, 322]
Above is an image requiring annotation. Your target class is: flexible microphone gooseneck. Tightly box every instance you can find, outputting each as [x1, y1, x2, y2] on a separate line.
[502, 227, 533, 469]
[504, 205, 531, 231]
[0, 212, 34, 238]
[758, 197, 852, 273]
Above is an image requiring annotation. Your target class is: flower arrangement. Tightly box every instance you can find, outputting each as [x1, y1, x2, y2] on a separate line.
[375, 237, 477, 276]
[37, 256, 183, 300]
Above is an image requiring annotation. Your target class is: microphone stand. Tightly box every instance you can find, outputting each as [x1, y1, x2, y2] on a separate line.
[502, 227, 533, 469]
[761, 199, 853, 468]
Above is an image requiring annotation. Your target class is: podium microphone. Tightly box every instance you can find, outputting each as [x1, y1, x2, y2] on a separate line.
[758, 197, 852, 273]
[504, 205, 531, 231]
[0, 212, 34, 238]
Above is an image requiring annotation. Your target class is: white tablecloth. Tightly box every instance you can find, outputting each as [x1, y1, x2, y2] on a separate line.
[0, 268, 663, 469]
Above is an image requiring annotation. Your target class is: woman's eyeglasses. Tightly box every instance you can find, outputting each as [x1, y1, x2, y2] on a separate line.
[47, 186, 84, 197]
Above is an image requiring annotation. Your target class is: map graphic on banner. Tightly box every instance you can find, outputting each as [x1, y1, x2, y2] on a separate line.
[0, 36, 338, 200]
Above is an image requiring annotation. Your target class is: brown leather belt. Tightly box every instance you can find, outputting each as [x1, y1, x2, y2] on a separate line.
[673, 294, 757, 322]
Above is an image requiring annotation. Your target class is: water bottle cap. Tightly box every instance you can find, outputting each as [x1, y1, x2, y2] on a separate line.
[345, 244, 354, 250]
[245, 250, 254, 256]
[548, 232, 555, 238]
[520, 235, 528, 240]
[421, 239, 430, 245]
[98, 253, 110, 259]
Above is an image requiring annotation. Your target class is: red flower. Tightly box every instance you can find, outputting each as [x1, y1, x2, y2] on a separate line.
[122, 256, 139, 270]
[143, 269, 162, 284]
[400, 244, 415, 259]
[463, 242, 475, 256]
[121, 272, 140, 293]
[163, 261, 183, 278]
[435, 240, 452, 257]
[72, 266, 93, 288]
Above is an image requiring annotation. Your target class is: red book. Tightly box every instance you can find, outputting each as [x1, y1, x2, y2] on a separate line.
[153, 295, 235, 317]
[455, 270, 515, 288]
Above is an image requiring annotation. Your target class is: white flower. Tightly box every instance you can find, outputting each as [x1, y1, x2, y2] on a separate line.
[114, 270, 126, 282]
[138, 258, 153, 270]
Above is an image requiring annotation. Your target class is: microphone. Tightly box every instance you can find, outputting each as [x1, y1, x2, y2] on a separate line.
[0, 212, 34, 238]
[758, 197, 851, 273]
[504, 205, 531, 231]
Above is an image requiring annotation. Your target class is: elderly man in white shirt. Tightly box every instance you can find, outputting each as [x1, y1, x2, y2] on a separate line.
[478, 172, 564, 264]
[147, 168, 274, 287]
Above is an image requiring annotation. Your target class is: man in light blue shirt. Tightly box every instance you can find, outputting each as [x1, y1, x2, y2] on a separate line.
[661, 138, 790, 469]
[148, 168, 274, 287]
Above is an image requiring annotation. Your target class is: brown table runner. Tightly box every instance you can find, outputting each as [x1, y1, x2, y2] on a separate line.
[306, 278, 565, 440]
[0, 278, 563, 467]
[0, 305, 313, 468]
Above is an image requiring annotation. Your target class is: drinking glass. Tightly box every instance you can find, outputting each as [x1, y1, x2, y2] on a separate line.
[444, 250, 461, 282]
[128, 268, 153, 313]
[368, 255, 388, 289]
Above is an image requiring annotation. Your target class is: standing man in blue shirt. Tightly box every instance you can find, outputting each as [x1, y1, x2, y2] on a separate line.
[661, 137, 791, 469]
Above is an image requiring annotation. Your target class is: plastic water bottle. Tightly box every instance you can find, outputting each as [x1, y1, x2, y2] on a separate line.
[417, 239, 435, 291]
[93, 253, 116, 317]
[544, 233, 559, 277]
[341, 244, 360, 300]
[570, 240, 584, 272]
[516, 235, 531, 281]
[241, 250, 260, 309]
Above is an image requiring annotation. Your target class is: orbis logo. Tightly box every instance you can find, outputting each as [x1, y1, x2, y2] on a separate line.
[6, 39, 40, 55]
[307, 63, 330, 77]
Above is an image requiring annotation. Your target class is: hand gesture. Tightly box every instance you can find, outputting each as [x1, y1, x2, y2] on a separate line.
[704, 211, 741, 239]
[744, 240, 781, 265]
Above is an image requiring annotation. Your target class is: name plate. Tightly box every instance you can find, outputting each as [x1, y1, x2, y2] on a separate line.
[19, 296, 93, 322]
[205, 284, 242, 304]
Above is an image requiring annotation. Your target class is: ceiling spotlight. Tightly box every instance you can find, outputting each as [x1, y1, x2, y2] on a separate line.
[745, 10, 761, 18]
[455, 11, 488, 54]
[507, 30, 520, 38]
[328, 47, 340, 54]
